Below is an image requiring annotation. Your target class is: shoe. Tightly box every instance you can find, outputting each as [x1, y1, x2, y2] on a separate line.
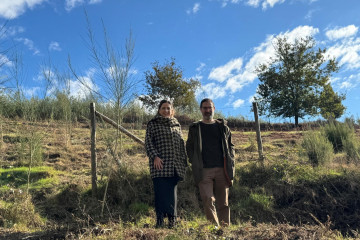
[168, 216, 176, 229]
[155, 215, 164, 228]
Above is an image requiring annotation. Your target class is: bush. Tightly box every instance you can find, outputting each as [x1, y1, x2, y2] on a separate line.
[322, 121, 354, 153]
[0, 190, 44, 229]
[343, 136, 360, 163]
[301, 131, 334, 166]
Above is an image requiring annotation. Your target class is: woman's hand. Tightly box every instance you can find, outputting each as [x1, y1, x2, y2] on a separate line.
[154, 156, 164, 170]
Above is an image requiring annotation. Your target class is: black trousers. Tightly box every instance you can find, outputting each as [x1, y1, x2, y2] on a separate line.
[152, 176, 179, 218]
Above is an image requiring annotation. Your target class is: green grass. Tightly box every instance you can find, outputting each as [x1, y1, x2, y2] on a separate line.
[0, 166, 60, 191]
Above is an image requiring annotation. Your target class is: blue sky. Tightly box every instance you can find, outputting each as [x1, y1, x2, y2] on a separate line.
[0, 0, 360, 122]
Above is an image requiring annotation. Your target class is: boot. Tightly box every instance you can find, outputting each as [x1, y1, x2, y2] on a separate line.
[155, 215, 164, 228]
[168, 215, 176, 229]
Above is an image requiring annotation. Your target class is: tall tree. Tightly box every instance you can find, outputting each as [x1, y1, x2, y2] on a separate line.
[255, 36, 342, 126]
[139, 58, 200, 112]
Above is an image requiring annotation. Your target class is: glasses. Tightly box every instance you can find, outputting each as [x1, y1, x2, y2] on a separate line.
[201, 107, 213, 110]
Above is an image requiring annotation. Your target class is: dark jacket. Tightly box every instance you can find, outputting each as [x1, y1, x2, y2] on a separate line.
[145, 115, 187, 179]
[186, 119, 235, 186]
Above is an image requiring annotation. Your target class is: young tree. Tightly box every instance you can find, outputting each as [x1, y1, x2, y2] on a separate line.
[139, 58, 200, 112]
[255, 36, 343, 126]
[319, 83, 346, 120]
[0, 22, 11, 92]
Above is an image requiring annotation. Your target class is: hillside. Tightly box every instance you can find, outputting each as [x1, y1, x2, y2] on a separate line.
[1, 118, 360, 239]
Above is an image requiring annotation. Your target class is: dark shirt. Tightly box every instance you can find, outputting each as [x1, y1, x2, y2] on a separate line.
[200, 122, 224, 168]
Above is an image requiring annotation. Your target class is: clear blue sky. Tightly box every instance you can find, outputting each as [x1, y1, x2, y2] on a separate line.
[1, 0, 360, 122]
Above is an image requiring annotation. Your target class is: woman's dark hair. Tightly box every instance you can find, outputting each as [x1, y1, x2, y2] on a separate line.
[158, 100, 175, 117]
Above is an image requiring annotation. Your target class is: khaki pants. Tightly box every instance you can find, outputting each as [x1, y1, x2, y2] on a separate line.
[198, 167, 230, 226]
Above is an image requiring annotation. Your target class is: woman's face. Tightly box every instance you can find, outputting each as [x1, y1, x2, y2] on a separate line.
[158, 103, 172, 118]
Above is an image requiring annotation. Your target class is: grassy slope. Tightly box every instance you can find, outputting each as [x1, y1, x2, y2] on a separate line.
[0, 119, 360, 239]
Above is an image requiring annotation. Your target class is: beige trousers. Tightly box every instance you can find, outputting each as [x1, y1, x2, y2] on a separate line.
[198, 167, 230, 226]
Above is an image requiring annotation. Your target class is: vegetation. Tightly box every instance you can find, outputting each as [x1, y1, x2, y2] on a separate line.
[319, 83, 346, 120]
[0, 116, 360, 239]
[322, 121, 356, 153]
[301, 130, 334, 166]
[1, 18, 360, 240]
[255, 36, 345, 126]
[139, 58, 201, 112]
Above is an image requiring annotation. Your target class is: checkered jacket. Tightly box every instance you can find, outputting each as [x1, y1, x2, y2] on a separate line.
[145, 115, 188, 179]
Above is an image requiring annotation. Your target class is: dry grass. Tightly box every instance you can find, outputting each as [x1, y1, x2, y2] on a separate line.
[1, 118, 360, 239]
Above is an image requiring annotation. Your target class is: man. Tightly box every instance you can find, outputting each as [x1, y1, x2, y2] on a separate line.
[186, 98, 235, 226]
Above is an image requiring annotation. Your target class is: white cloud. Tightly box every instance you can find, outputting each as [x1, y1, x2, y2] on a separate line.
[187, 3, 200, 14]
[0, 54, 13, 67]
[305, 9, 317, 21]
[326, 25, 358, 41]
[65, 0, 103, 11]
[190, 74, 203, 81]
[0, 0, 45, 19]
[220, 25, 318, 93]
[65, 0, 84, 11]
[89, 0, 102, 4]
[0, 26, 25, 39]
[105, 66, 138, 80]
[69, 76, 98, 99]
[199, 83, 227, 100]
[204, 25, 319, 101]
[233, 99, 245, 108]
[208, 58, 243, 82]
[196, 62, 206, 72]
[220, 0, 240, 7]
[24, 86, 41, 97]
[220, 0, 315, 8]
[327, 36, 360, 70]
[49, 41, 62, 51]
[15, 37, 40, 55]
[277, 25, 319, 43]
[333, 73, 360, 90]
[246, 0, 285, 9]
[340, 81, 354, 89]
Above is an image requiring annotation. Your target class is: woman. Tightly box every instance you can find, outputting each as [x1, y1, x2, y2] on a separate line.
[145, 100, 187, 228]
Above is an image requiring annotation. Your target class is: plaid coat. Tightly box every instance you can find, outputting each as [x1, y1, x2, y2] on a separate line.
[145, 115, 187, 179]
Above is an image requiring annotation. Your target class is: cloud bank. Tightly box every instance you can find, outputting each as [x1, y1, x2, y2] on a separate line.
[0, 0, 46, 19]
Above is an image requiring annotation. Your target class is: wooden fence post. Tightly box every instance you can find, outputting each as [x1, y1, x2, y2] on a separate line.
[90, 102, 97, 197]
[253, 102, 264, 165]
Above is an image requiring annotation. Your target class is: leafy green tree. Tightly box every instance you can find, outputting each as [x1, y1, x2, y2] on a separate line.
[139, 58, 200, 112]
[255, 36, 341, 126]
[319, 83, 345, 120]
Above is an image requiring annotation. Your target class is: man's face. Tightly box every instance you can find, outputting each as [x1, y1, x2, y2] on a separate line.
[200, 101, 215, 120]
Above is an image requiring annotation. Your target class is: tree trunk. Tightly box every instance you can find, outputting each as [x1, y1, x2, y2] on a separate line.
[295, 115, 299, 127]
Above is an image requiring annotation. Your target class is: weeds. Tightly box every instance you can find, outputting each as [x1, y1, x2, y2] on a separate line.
[343, 136, 360, 163]
[301, 130, 334, 166]
[322, 121, 354, 153]
[0, 189, 44, 230]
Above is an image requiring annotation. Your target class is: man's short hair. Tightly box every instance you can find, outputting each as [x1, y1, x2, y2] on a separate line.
[200, 98, 214, 108]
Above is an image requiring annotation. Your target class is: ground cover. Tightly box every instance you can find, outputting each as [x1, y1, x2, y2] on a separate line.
[0, 119, 359, 239]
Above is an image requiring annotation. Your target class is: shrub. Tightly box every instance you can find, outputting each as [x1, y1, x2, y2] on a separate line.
[322, 121, 354, 153]
[301, 131, 334, 166]
[0, 190, 44, 229]
[343, 136, 360, 163]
